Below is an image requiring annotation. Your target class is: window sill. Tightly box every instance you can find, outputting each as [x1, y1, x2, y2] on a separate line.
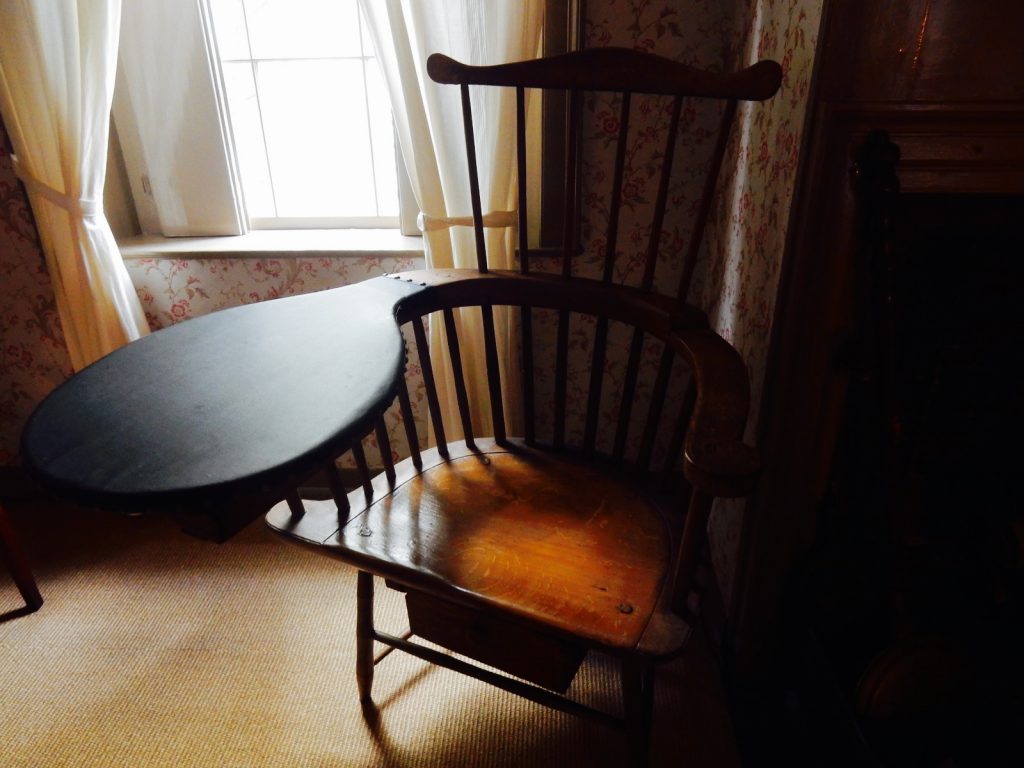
[119, 229, 424, 260]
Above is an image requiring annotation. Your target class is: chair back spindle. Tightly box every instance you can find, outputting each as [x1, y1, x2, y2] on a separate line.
[480, 305, 507, 443]
[459, 84, 489, 272]
[325, 459, 352, 522]
[441, 307, 477, 447]
[613, 329, 646, 462]
[581, 90, 632, 456]
[636, 345, 675, 472]
[676, 99, 737, 300]
[561, 89, 581, 279]
[660, 379, 696, 488]
[351, 441, 374, 502]
[374, 418, 397, 487]
[553, 310, 570, 451]
[412, 316, 449, 458]
[520, 304, 537, 446]
[641, 95, 684, 290]
[601, 91, 632, 284]
[515, 86, 530, 275]
[396, 377, 423, 471]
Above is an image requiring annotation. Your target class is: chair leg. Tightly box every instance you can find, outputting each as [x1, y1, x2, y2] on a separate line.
[622, 657, 655, 767]
[356, 570, 375, 702]
[0, 503, 43, 612]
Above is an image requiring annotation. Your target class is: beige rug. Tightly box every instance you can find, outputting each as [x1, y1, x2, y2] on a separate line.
[0, 503, 738, 767]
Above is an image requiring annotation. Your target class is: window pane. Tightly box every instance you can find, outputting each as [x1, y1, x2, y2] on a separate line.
[242, 0, 362, 60]
[221, 62, 275, 217]
[207, 0, 249, 61]
[207, 0, 400, 226]
[365, 61, 398, 217]
[255, 60, 376, 217]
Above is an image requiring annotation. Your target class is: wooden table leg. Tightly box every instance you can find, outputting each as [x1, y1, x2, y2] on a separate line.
[0, 503, 43, 612]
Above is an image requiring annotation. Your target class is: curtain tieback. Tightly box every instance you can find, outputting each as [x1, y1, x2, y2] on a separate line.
[417, 210, 516, 233]
[12, 156, 100, 219]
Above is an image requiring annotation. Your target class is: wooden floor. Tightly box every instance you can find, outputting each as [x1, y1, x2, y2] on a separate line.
[0, 500, 740, 767]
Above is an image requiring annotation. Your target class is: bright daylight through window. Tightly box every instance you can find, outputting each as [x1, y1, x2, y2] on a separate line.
[207, 0, 399, 228]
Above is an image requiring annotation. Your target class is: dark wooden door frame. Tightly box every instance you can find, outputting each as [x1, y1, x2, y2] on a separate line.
[729, 97, 1024, 686]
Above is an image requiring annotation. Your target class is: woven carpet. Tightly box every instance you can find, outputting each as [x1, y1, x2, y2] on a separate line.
[0, 502, 739, 767]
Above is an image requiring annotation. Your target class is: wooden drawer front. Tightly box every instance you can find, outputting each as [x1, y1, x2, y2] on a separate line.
[406, 592, 586, 693]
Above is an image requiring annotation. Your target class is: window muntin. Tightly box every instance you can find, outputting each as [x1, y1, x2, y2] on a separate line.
[208, 0, 399, 228]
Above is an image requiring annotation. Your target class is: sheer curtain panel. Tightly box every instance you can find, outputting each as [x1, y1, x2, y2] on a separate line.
[0, 0, 148, 370]
[359, 0, 543, 438]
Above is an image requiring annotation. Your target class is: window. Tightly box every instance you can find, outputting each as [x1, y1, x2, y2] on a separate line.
[207, 0, 399, 229]
[113, 0, 577, 241]
[112, 0, 410, 237]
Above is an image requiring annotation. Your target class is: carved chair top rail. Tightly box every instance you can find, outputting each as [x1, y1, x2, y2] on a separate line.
[427, 48, 782, 100]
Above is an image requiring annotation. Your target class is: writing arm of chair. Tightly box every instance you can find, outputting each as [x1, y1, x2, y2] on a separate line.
[20, 277, 426, 537]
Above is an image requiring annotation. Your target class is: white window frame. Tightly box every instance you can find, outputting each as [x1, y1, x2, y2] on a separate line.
[113, 0, 417, 238]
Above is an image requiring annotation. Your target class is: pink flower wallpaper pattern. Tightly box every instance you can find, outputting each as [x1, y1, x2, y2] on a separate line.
[0, 119, 73, 467]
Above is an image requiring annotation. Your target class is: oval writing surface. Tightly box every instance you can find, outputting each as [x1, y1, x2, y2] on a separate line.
[21, 276, 425, 511]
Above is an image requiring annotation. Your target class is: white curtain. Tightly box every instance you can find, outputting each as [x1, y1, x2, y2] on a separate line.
[360, 0, 543, 439]
[0, 0, 148, 371]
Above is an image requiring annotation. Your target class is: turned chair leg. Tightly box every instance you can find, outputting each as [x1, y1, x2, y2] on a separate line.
[0, 503, 43, 612]
[356, 570, 375, 702]
[622, 657, 656, 767]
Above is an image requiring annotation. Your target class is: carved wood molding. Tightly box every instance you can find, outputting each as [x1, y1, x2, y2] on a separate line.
[824, 102, 1024, 194]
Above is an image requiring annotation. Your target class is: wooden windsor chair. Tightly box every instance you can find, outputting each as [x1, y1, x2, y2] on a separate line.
[266, 47, 781, 765]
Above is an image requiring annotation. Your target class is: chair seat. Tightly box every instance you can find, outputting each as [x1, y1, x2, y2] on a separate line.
[267, 440, 687, 654]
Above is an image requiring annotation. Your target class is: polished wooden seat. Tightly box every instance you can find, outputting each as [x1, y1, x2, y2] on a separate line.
[266, 47, 781, 765]
[278, 439, 677, 652]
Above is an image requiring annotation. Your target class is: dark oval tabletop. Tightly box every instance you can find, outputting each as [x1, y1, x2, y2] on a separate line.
[21, 276, 425, 516]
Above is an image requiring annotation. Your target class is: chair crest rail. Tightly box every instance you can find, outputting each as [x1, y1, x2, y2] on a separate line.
[427, 48, 782, 100]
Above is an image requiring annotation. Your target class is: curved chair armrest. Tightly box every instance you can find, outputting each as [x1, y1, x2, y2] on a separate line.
[669, 328, 760, 497]
[389, 268, 708, 333]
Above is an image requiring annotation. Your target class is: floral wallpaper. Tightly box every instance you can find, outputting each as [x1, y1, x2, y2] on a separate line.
[0, 118, 73, 467]
[129, 255, 418, 333]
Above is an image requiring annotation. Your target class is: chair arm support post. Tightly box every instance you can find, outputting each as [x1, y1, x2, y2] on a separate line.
[670, 488, 714, 616]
